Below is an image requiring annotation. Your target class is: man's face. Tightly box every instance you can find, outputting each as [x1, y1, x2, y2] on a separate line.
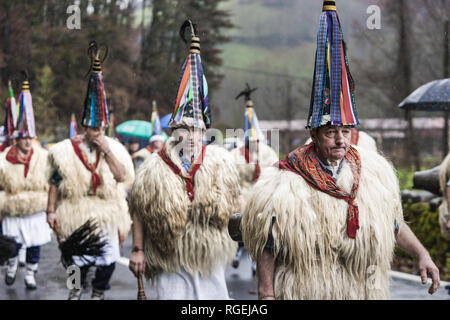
[173, 126, 204, 155]
[16, 137, 33, 154]
[129, 142, 140, 153]
[311, 126, 351, 163]
[151, 140, 163, 151]
[83, 126, 105, 145]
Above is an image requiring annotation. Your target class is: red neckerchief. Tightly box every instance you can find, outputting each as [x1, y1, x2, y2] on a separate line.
[276, 142, 361, 239]
[350, 128, 359, 145]
[240, 146, 261, 182]
[158, 145, 206, 202]
[70, 136, 101, 194]
[145, 145, 155, 153]
[6, 146, 34, 178]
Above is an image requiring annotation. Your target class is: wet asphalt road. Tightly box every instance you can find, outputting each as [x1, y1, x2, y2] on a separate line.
[0, 235, 448, 300]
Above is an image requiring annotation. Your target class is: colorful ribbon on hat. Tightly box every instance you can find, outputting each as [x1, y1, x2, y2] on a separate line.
[4, 82, 17, 138]
[83, 58, 110, 128]
[170, 41, 210, 129]
[16, 81, 36, 138]
[69, 114, 77, 138]
[308, 1, 359, 128]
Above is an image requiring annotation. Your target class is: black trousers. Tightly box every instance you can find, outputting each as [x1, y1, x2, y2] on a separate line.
[80, 263, 116, 291]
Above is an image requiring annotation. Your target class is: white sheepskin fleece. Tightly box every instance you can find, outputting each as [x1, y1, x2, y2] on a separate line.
[0, 146, 49, 217]
[47, 136, 135, 238]
[129, 137, 240, 280]
[230, 143, 279, 199]
[438, 153, 450, 239]
[133, 147, 152, 164]
[242, 146, 403, 300]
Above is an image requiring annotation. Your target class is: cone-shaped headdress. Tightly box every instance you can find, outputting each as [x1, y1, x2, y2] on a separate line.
[81, 41, 110, 128]
[306, 0, 359, 128]
[69, 113, 77, 138]
[3, 81, 17, 139]
[16, 75, 36, 138]
[150, 100, 165, 143]
[169, 20, 210, 130]
[236, 83, 264, 142]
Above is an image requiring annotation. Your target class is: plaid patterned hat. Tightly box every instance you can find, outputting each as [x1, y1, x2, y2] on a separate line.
[306, 0, 359, 128]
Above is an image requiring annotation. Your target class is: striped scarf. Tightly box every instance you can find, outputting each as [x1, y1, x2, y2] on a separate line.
[276, 142, 361, 238]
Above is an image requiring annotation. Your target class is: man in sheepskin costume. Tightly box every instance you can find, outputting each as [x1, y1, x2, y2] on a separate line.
[128, 20, 240, 299]
[437, 153, 450, 239]
[241, 0, 440, 300]
[0, 78, 52, 289]
[231, 84, 279, 201]
[46, 42, 135, 300]
[230, 85, 279, 271]
[132, 101, 166, 170]
[1, 80, 17, 240]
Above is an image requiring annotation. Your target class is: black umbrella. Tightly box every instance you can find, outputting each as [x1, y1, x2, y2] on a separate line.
[398, 79, 450, 111]
[398, 78, 450, 157]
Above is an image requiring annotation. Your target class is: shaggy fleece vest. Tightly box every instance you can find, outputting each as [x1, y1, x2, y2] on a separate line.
[47, 136, 135, 238]
[132, 147, 153, 169]
[438, 153, 450, 239]
[130, 137, 240, 280]
[230, 143, 279, 199]
[242, 146, 403, 300]
[0, 146, 49, 217]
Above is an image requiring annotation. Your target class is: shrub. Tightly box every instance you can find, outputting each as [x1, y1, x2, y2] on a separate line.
[392, 202, 450, 281]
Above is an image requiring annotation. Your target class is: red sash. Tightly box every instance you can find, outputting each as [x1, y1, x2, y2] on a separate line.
[70, 136, 101, 194]
[276, 143, 361, 239]
[240, 146, 261, 182]
[158, 145, 206, 202]
[6, 146, 34, 178]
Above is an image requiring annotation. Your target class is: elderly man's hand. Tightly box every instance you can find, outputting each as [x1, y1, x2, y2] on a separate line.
[129, 251, 146, 278]
[418, 253, 440, 294]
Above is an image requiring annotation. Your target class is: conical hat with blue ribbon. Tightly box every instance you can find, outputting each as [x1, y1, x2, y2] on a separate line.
[236, 83, 264, 142]
[169, 20, 210, 130]
[16, 77, 36, 138]
[3, 81, 17, 139]
[306, 0, 359, 128]
[81, 41, 110, 128]
[150, 100, 165, 143]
